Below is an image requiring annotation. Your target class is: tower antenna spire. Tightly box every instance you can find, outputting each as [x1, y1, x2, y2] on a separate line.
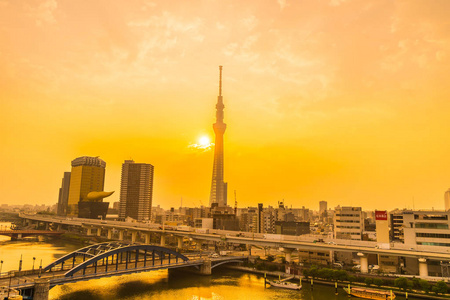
[219, 65, 223, 97]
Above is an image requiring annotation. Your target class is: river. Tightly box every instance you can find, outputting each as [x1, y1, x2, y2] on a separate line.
[0, 222, 413, 299]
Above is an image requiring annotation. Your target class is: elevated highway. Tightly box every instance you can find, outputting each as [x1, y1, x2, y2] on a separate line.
[19, 213, 450, 278]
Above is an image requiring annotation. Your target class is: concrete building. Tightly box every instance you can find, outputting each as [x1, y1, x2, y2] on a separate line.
[333, 206, 363, 240]
[119, 160, 154, 221]
[390, 209, 450, 247]
[445, 189, 450, 211]
[67, 156, 111, 218]
[209, 66, 228, 207]
[57, 172, 71, 216]
[319, 201, 327, 219]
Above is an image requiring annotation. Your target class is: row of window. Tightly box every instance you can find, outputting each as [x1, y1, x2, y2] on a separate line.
[417, 242, 450, 247]
[416, 233, 450, 239]
[336, 226, 361, 229]
[335, 220, 360, 223]
[415, 223, 449, 229]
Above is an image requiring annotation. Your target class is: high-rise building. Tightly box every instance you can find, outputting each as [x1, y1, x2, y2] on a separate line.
[119, 160, 154, 221]
[67, 156, 110, 218]
[333, 206, 363, 240]
[57, 172, 71, 216]
[209, 66, 228, 207]
[445, 189, 450, 211]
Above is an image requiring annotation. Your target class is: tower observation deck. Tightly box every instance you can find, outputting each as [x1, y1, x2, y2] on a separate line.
[209, 66, 227, 207]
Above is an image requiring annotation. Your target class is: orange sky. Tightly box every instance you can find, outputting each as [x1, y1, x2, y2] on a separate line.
[1, 0, 450, 211]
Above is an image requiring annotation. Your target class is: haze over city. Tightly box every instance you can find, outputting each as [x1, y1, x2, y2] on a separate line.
[1, 0, 450, 210]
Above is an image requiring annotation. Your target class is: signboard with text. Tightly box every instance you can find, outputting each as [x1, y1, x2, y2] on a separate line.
[375, 210, 388, 221]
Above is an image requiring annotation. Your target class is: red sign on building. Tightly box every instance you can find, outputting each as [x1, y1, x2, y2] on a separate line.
[375, 210, 388, 221]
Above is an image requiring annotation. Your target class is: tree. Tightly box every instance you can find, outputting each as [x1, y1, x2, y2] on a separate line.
[281, 257, 286, 264]
[364, 278, 373, 286]
[432, 281, 448, 295]
[373, 278, 383, 287]
[266, 255, 275, 262]
[394, 277, 411, 290]
[419, 279, 431, 293]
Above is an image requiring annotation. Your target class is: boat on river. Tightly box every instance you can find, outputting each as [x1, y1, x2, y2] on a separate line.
[343, 286, 396, 299]
[267, 279, 302, 290]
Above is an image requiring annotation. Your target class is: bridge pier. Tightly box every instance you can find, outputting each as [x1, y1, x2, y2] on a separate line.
[357, 252, 369, 274]
[33, 277, 50, 300]
[329, 250, 334, 264]
[118, 230, 124, 241]
[281, 248, 294, 263]
[199, 259, 212, 275]
[57, 224, 62, 231]
[97, 227, 102, 237]
[160, 234, 166, 246]
[144, 233, 150, 244]
[86, 227, 93, 236]
[44, 223, 49, 230]
[107, 229, 113, 239]
[419, 258, 428, 278]
[131, 231, 137, 243]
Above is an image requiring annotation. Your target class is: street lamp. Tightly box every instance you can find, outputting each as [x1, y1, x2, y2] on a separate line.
[38, 259, 42, 278]
[0, 260, 3, 274]
[32, 257, 36, 271]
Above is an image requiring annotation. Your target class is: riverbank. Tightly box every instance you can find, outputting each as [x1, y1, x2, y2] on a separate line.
[224, 265, 450, 300]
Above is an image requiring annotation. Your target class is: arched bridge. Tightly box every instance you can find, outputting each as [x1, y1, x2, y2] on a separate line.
[4, 243, 248, 299]
[42, 242, 193, 279]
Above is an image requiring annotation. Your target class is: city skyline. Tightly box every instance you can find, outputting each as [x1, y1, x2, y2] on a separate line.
[1, 1, 450, 210]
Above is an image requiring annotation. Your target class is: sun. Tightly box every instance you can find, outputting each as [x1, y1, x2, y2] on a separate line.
[199, 136, 210, 146]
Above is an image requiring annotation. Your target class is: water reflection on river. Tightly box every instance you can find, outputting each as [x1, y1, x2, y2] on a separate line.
[50, 269, 356, 300]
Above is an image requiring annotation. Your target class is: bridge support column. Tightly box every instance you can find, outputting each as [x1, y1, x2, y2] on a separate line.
[144, 233, 150, 244]
[45, 223, 49, 230]
[107, 229, 112, 239]
[282, 248, 294, 263]
[86, 227, 93, 236]
[199, 259, 212, 275]
[357, 252, 369, 274]
[419, 258, 428, 278]
[160, 234, 166, 246]
[247, 245, 252, 256]
[177, 236, 183, 249]
[33, 278, 50, 300]
[97, 228, 102, 237]
[329, 250, 334, 264]
[131, 231, 137, 243]
[57, 224, 62, 231]
[118, 230, 124, 241]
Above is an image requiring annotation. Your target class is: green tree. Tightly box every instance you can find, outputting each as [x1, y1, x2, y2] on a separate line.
[364, 278, 373, 286]
[419, 279, 431, 293]
[394, 277, 411, 290]
[432, 281, 448, 295]
[348, 275, 357, 283]
[266, 255, 275, 262]
[373, 278, 383, 287]
[302, 268, 310, 278]
[281, 257, 286, 264]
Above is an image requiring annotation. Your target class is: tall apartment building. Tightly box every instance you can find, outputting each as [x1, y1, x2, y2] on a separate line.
[67, 156, 107, 217]
[333, 206, 363, 240]
[119, 160, 154, 221]
[390, 209, 450, 247]
[57, 172, 71, 216]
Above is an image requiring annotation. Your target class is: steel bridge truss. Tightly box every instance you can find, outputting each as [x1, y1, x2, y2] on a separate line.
[59, 244, 190, 277]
